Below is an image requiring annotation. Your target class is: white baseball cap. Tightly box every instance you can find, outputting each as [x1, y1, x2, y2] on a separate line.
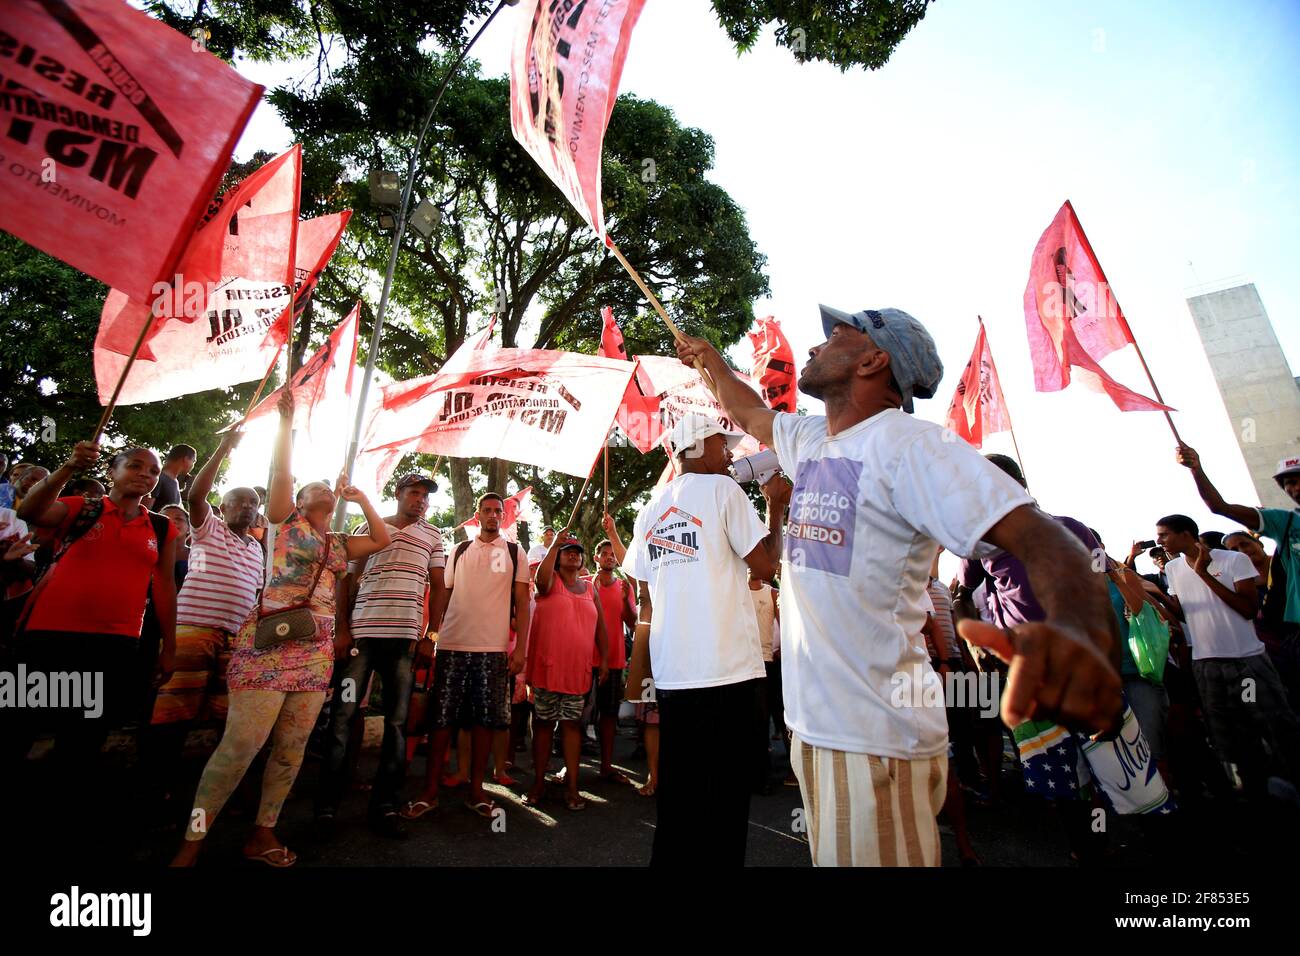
[1274, 455, 1300, 487]
[665, 413, 744, 461]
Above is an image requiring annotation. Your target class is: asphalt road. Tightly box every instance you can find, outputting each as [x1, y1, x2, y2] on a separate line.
[12, 717, 1292, 868]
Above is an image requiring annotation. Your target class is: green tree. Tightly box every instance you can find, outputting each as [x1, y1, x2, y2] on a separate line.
[276, 58, 768, 542]
[0, 234, 259, 477]
[148, 0, 931, 73]
[711, 0, 933, 70]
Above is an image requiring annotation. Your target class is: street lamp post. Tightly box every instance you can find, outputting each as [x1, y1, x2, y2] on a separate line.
[334, 0, 518, 529]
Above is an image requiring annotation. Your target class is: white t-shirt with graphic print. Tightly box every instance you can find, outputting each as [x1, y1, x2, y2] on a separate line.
[621, 472, 768, 691]
[771, 408, 1034, 759]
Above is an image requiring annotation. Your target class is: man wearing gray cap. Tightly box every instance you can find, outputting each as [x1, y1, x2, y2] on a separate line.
[676, 305, 1123, 866]
[621, 412, 788, 865]
[315, 473, 446, 838]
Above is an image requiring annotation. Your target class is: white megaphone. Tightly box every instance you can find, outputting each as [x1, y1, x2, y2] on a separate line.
[730, 448, 781, 484]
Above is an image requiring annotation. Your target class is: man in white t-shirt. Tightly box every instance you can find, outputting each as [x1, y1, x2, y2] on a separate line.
[527, 527, 555, 571]
[676, 305, 1123, 866]
[621, 413, 787, 866]
[1155, 513, 1300, 792]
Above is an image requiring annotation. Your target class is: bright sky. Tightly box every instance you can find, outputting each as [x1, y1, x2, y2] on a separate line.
[219, 0, 1300, 567]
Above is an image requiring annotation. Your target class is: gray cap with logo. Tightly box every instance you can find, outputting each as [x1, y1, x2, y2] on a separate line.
[818, 305, 944, 413]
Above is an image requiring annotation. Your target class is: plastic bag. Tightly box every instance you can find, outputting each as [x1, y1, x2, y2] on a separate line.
[1127, 603, 1170, 686]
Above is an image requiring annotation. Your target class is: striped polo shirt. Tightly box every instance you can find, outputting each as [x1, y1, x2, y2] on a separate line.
[176, 508, 265, 633]
[351, 519, 446, 641]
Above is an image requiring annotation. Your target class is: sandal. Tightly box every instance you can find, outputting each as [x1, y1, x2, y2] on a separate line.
[566, 795, 587, 812]
[598, 769, 633, 785]
[522, 791, 544, 808]
[465, 799, 496, 819]
[637, 783, 656, 798]
[244, 846, 297, 868]
[399, 798, 439, 820]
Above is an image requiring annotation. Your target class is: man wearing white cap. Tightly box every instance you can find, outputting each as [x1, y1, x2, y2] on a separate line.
[621, 412, 787, 866]
[676, 305, 1123, 867]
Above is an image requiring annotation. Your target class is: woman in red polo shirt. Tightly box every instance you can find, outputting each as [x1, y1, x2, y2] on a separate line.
[524, 532, 609, 812]
[10, 443, 178, 785]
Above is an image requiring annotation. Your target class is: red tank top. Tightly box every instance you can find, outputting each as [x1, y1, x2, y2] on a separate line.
[526, 576, 598, 695]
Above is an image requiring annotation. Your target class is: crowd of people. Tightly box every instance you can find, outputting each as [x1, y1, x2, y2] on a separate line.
[2, 305, 1299, 867]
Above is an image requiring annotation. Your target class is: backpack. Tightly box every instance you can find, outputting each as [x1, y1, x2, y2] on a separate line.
[452, 538, 521, 619]
[15, 498, 170, 637]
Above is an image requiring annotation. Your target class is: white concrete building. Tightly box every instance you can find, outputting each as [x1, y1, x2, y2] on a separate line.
[1185, 283, 1300, 510]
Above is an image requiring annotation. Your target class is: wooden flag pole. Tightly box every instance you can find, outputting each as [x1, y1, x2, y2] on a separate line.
[606, 240, 718, 395]
[602, 443, 609, 517]
[239, 344, 287, 423]
[1064, 203, 1181, 444]
[977, 315, 1029, 485]
[92, 312, 158, 443]
[566, 455, 602, 530]
[1128, 339, 1182, 445]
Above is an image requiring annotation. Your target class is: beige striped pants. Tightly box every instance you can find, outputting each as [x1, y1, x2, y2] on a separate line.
[791, 735, 947, 866]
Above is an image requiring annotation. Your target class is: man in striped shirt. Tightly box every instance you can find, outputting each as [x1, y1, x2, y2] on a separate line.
[315, 473, 447, 838]
[145, 430, 265, 808]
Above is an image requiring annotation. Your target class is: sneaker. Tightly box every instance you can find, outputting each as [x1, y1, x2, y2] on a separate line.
[369, 811, 409, 840]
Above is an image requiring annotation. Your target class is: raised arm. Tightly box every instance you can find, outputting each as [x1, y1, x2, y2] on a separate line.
[742, 475, 790, 581]
[533, 530, 565, 598]
[956, 504, 1123, 734]
[1176, 444, 1261, 530]
[674, 334, 776, 447]
[338, 480, 392, 561]
[17, 441, 100, 528]
[601, 513, 628, 565]
[266, 389, 296, 524]
[188, 430, 242, 528]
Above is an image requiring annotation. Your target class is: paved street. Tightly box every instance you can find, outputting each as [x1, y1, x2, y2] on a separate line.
[101, 719, 1297, 867]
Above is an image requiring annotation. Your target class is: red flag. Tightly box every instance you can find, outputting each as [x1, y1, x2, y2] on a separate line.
[94, 208, 349, 405]
[361, 348, 635, 485]
[599, 306, 627, 360]
[99, 145, 302, 358]
[597, 307, 657, 450]
[629, 356, 762, 458]
[944, 319, 1013, 448]
[462, 486, 532, 538]
[0, 0, 263, 303]
[240, 302, 360, 443]
[509, 0, 646, 241]
[350, 318, 495, 492]
[747, 316, 797, 413]
[1024, 201, 1171, 412]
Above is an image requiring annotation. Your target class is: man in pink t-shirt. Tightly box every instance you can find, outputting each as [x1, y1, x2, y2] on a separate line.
[402, 493, 530, 820]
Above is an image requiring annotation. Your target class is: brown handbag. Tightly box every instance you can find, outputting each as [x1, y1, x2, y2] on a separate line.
[253, 542, 332, 651]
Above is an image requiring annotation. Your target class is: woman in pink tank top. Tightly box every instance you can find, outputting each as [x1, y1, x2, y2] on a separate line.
[525, 533, 609, 811]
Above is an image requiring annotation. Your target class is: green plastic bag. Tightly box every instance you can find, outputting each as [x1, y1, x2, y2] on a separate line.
[1128, 603, 1170, 686]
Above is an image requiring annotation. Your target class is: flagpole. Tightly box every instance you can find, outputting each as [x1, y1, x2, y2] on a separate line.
[566, 455, 602, 530]
[606, 240, 718, 395]
[92, 312, 157, 443]
[335, 0, 515, 531]
[976, 315, 1029, 484]
[1065, 202, 1181, 444]
[602, 444, 609, 516]
[239, 344, 286, 423]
